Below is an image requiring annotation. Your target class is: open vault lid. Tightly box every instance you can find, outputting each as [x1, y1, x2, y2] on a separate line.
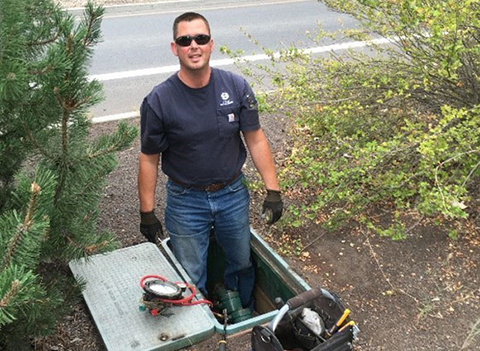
[69, 242, 215, 351]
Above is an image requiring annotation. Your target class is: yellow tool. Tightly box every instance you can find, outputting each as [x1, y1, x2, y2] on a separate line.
[338, 320, 355, 333]
[328, 308, 351, 335]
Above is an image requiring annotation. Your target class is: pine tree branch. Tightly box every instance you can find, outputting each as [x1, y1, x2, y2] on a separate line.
[0, 280, 20, 308]
[83, 10, 95, 48]
[28, 33, 59, 46]
[28, 65, 53, 76]
[82, 3, 104, 48]
[74, 96, 92, 109]
[1, 183, 41, 270]
[87, 133, 131, 160]
[87, 147, 116, 160]
[66, 235, 110, 255]
[54, 86, 92, 112]
[24, 182, 41, 226]
[53, 86, 66, 111]
[1, 228, 23, 270]
[52, 99, 71, 206]
[86, 123, 138, 161]
[52, 29, 94, 205]
[53, 86, 71, 157]
[61, 108, 69, 156]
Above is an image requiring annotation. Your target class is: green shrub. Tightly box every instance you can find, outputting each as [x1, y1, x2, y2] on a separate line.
[246, 0, 480, 232]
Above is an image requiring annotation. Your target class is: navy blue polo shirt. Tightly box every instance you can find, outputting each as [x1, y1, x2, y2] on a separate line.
[140, 68, 261, 186]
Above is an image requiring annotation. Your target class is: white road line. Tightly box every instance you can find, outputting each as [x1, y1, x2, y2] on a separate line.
[90, 64, 180, 81]
[89, 37, 392, 82]
[92, 111, 139, 124]
[66, 0, 202, 12]
[67, 0, 311, 19]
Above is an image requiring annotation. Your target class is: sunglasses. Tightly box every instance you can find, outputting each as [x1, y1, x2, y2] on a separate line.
[175, 34, 211, 47]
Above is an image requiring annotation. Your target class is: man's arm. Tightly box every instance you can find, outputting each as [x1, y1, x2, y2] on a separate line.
[243, 128, 280, 191]
[243, 128, 283, 224]
[138, 152, 160, 212]
[138, 152, 164, 242]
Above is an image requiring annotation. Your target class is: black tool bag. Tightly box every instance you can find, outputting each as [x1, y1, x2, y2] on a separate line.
[251, 288, 357, 351]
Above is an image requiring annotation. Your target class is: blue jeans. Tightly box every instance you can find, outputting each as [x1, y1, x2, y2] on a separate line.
[165, 174, 255, 308]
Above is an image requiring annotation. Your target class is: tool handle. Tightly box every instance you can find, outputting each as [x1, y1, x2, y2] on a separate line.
[338, 320, 355, 333]
[268, 304, 290, 332]
[328, 308, 351, 335]
[218, 309, 227, 351]
[286, 288, 324, 310]
[218, 340, 227, 351]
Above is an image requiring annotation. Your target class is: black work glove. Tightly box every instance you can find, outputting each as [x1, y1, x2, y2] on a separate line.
[262, 190, 283, 225]
[140, 210, 164, 243]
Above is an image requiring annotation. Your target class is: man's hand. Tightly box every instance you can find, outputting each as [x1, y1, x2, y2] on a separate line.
[140, 210, 164, 243]
[262, 190, 283, 224]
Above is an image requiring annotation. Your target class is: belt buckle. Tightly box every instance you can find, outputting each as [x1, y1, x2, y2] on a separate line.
[205, 182, 224, 192]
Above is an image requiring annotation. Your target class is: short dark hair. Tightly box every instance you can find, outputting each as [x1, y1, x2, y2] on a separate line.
[173, 12, 211, 40]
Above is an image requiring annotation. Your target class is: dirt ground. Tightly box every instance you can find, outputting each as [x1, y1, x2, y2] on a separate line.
[33, 113, 480, 351]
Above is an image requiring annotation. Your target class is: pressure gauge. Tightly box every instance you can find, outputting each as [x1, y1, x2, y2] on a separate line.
[143, 279, 183, 300]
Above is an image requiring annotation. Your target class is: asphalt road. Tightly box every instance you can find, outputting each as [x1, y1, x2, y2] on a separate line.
[78, 0, 359, 119]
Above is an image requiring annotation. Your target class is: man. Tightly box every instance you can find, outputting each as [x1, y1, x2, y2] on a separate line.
[137, 12, 282, 309]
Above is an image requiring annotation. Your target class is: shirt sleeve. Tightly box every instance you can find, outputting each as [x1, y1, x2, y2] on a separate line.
[238, 79, 261, 132]
[140, 96, 169, 154]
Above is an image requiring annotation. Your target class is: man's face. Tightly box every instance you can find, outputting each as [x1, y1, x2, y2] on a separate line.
[171, 19, 213, 73]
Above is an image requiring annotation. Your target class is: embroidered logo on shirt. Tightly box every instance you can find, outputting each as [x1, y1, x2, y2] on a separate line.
[246, 94, 258, 110]
[220, 92, 234, 107]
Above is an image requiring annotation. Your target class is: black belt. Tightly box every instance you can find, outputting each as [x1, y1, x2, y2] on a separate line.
[169, 170, 242, 192]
